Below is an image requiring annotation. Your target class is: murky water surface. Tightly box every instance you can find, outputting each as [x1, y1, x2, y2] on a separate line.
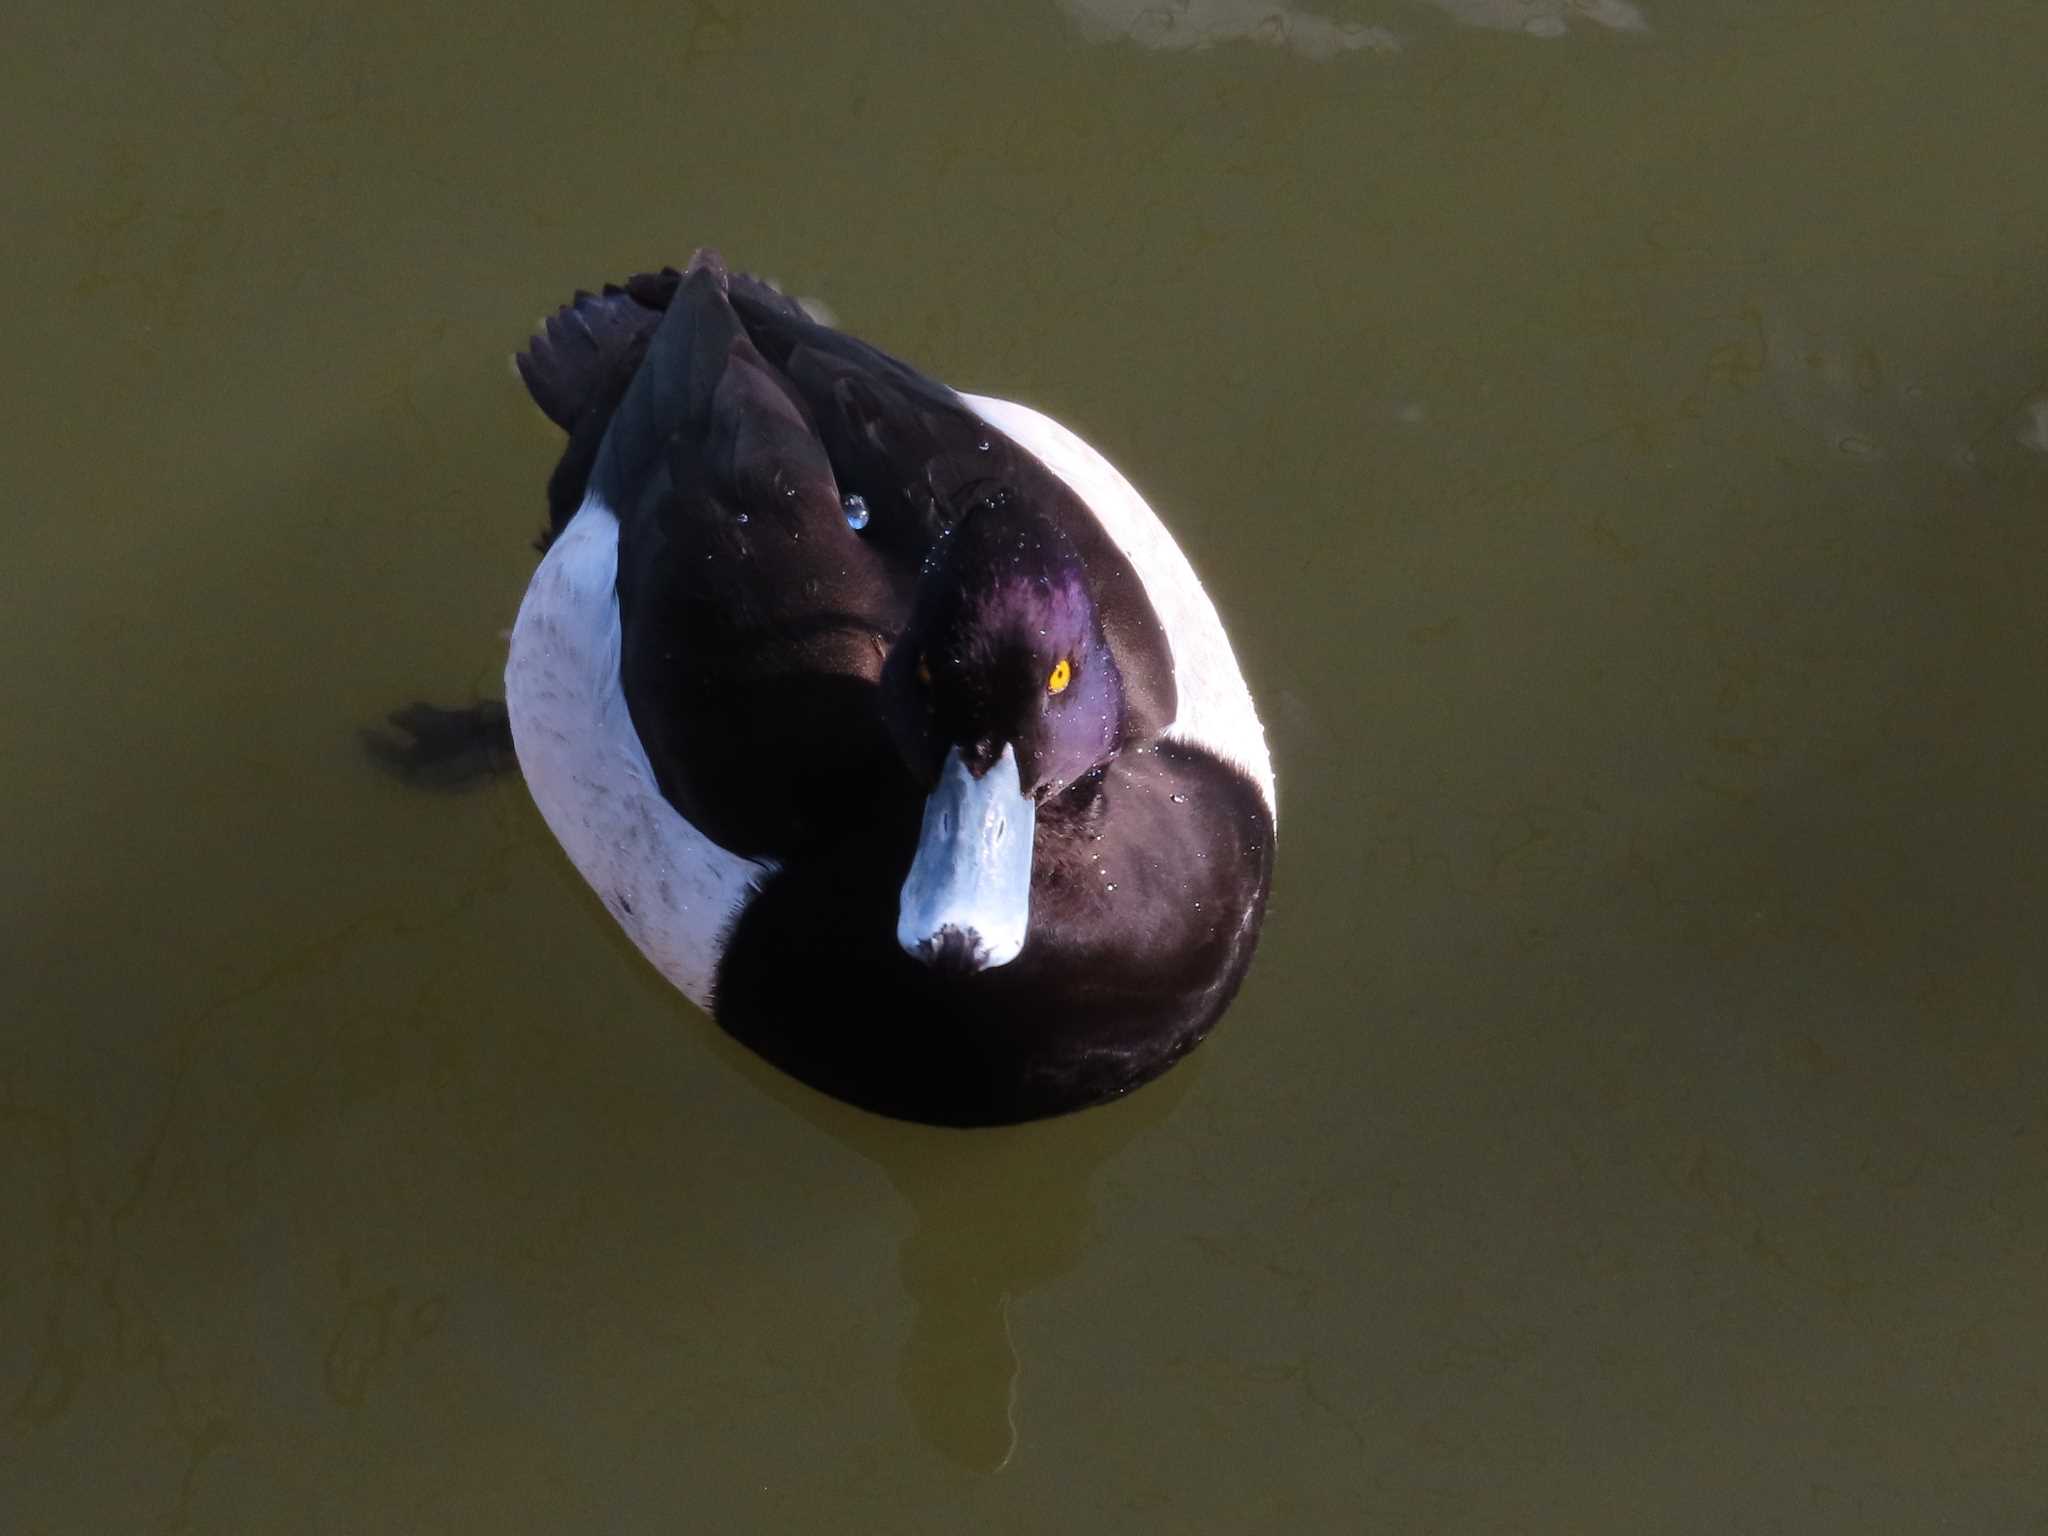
[8, 1, 2047, 1528]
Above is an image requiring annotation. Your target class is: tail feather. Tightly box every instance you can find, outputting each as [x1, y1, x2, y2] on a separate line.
[518, 252, 812, 546]
[586, 251, 749, 512]
[516, 253, 808, 435]
[515, 283, 663, 432]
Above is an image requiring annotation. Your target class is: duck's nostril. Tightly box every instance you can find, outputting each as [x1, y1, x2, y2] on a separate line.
[916, 925, 986, 974]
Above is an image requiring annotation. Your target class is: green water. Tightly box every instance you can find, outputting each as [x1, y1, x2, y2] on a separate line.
[7, 0, 2047, 1528]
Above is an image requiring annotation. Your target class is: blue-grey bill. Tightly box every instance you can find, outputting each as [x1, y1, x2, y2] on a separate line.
[896, 743, 1035, 971]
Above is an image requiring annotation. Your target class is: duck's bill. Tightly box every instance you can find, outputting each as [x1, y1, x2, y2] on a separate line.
[897, 743, 1034, 972]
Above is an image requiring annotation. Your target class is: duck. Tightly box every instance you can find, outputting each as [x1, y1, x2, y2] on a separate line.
[500, 250, 1275, 1125]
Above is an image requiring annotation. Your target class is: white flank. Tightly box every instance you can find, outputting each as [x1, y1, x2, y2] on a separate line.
[962, 393, 1277, 819]
[503, 498, 773, 1007]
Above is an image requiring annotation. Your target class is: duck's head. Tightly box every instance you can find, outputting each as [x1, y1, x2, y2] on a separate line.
[882, 491, 1126, 973]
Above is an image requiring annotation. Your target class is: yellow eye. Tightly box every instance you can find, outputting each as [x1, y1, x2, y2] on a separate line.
[1047, 658, 1072, 695]
[916, 653, 932, 687]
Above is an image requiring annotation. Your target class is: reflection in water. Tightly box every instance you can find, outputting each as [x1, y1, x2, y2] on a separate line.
[2022, 397, 2048, 453]
[1748, 310, 2031, 472]
[1058, 0, 1397, 57]
[722, 1037, 1197, 1471]
[1424, 0, 1645, 35]
[1057, 0, 1645, 54]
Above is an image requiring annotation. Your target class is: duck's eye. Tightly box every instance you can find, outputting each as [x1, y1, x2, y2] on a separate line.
[916, 653, 932, 688]
[1047, 657, 1072, 695]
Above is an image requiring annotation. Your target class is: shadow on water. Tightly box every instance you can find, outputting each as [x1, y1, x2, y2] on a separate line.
[701, 1016, 1200, 1471]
